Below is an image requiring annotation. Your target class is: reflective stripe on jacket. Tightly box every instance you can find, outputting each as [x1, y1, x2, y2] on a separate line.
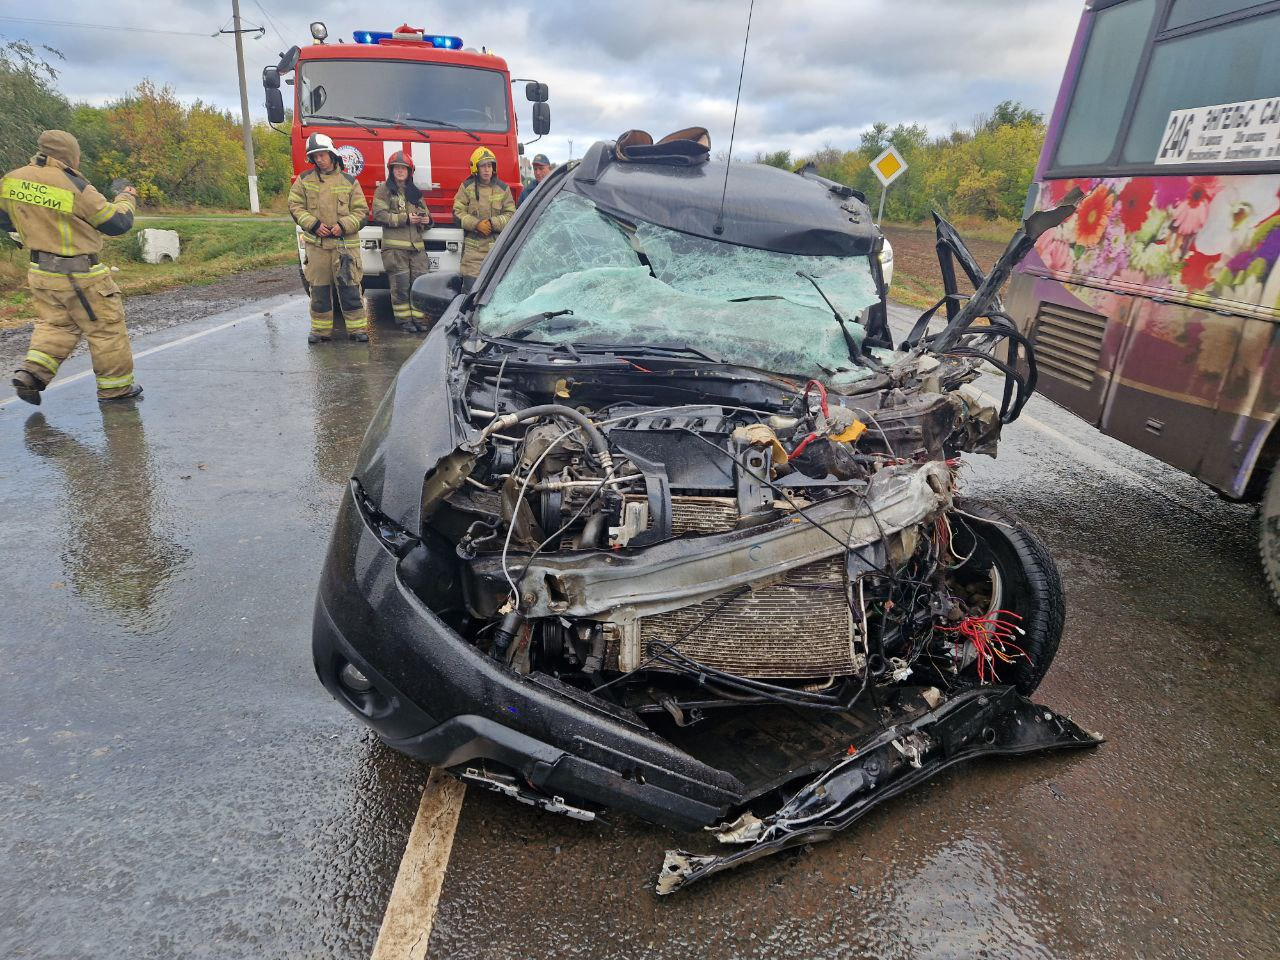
[452, 175, 515, 262]
[288, 167, 367, 249]
[371, 182, 430, 251]
[0, 156, 135, 258]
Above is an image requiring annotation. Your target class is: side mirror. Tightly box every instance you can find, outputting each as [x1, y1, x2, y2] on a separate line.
[525, 81, 549, 103]
[265, 88, 285, 125]
[411, 272, 462, 319]
[532, 102, 550, 136]
[278, 45, 300, 73]
[262, 66, 280, 90]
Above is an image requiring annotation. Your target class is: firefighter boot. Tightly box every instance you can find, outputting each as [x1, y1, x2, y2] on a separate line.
[98, 383, 143, 404]
[308, 333, 331, 345]
[349, 331, 369, 342]
[12, 370, 42, 406]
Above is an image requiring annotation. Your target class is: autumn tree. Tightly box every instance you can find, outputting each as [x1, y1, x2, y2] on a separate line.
[0, 39, 71, 174]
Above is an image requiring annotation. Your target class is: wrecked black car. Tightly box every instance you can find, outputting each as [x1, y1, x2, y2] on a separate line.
[312, 136, 1097, 893]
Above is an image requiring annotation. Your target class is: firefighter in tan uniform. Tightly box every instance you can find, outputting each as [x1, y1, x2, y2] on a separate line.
[452, 147, 515, 288]
[2, 130, 140, 405]
[288, 133, 370, 343]
[370, 150, 432, 333]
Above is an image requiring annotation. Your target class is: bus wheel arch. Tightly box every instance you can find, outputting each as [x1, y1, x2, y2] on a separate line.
[1254, 415, 1280, 611]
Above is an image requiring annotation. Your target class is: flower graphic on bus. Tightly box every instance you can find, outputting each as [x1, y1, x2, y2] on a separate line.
[1033, 171, 1280, 312]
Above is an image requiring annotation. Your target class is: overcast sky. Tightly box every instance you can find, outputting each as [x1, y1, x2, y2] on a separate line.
[2, 1, 1085, 163]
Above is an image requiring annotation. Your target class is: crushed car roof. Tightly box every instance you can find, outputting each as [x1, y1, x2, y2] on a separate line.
[566, 140, 880, 258]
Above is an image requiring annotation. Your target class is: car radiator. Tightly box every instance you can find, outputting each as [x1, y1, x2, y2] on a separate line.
[613, 496, 858, 679]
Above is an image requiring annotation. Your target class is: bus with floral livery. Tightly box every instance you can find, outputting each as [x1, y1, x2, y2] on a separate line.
[1005, 0, 1280, 606]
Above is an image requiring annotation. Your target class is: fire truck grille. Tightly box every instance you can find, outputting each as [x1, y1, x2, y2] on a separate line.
[637, 555, 855, 679]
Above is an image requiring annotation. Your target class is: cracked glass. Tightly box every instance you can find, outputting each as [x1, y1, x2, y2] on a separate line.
[477, 194, 880, 381]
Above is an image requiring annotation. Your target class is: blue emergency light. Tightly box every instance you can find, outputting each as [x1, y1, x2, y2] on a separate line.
[353, 30, 463, 48]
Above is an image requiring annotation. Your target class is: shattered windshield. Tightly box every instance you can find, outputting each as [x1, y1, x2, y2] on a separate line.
[476, 194, 880, 381]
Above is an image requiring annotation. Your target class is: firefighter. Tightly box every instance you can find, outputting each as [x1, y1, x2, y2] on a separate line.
[2, 130, 140, 405]
[371, 151, 432, 333]
[288, 133, 370, 343]
[452, 146, 515, 286]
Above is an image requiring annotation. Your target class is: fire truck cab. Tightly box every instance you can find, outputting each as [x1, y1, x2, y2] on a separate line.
[263, 22, 550, 293]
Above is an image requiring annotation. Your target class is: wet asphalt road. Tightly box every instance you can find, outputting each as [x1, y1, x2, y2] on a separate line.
[0, 297, 1276, 960]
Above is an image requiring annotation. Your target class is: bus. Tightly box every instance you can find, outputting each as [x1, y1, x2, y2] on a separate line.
[1005, 0, 1280, 607]
[262, 22, 550, 289]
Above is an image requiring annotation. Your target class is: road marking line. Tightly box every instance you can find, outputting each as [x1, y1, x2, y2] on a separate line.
[370, 770, 467, 960]
[0, 300, 302, 408]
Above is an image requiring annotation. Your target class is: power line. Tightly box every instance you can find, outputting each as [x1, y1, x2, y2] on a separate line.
[0, 16, 213, 38]
[251, 0, 293, 49]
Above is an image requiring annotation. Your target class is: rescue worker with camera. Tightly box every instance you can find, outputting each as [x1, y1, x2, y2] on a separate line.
[371, 150, 432, 333]
[3, 130, 140, 405]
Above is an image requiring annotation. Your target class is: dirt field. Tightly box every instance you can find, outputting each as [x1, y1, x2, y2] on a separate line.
[881, 222, 1009, 309]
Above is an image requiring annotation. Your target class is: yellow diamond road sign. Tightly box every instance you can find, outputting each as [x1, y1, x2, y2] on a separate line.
[871, 146, 907, 187]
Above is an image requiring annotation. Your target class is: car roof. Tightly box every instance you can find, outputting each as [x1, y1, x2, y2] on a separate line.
[564, 140, 879, 257]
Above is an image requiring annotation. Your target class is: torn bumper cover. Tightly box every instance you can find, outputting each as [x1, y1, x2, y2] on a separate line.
[657, 685, 1101, 893]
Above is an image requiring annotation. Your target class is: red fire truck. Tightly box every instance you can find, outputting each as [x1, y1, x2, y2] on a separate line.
[262, 21, 550, 298]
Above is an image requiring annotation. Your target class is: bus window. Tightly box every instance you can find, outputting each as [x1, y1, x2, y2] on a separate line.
[1122, 12, 1280, 163]
[1167, 0, 1272, 29]
[1055, 0, 1157, 167]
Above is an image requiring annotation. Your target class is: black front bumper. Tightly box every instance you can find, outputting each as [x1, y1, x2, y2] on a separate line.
[312, 484, 745, 830]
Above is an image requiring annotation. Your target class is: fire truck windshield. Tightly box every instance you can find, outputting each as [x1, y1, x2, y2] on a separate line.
[298, 59, 510, 134]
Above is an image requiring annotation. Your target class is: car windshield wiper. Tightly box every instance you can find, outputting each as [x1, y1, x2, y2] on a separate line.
[796, 270, 863, 364]
[494, 309, 574, 339]
[301, 114, 381, 136]
[404, 116, 482, 142]
[582, 342, 722, 363]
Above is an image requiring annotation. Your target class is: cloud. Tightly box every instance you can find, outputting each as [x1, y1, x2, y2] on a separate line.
[4, 0, 1081, 162]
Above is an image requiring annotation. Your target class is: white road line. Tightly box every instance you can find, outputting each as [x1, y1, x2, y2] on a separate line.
[0, 301, 300, 408]
[370, 771, 467, 960]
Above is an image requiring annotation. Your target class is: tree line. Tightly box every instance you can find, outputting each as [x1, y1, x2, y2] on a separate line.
[756, 100, 1047, 223]
[1, 38, 291, 209]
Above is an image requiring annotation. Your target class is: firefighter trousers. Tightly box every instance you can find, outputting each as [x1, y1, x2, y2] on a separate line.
[21, 268, 136, 399]
[303, 244, 367, 336]
[382, 247, 431, 329]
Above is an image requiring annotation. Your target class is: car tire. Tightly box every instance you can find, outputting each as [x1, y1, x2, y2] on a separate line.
[1261, 467, 1280, 611]
[944, 499, 1065, 695]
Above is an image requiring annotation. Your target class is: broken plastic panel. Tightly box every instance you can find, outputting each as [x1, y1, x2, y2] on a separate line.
[478, 194, 880, 380]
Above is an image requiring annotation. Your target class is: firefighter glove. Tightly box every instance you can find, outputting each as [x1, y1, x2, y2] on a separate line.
[476, 219, 493, 237]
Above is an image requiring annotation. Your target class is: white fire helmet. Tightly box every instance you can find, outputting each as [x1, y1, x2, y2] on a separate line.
[305, 133, 340, 165]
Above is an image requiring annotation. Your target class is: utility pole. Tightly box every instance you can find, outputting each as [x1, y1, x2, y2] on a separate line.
[227, 0, 260, 212]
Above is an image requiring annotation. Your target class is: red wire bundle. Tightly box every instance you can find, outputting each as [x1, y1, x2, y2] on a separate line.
[935, 609, 1029, 684]
[792, 380, 830, 458]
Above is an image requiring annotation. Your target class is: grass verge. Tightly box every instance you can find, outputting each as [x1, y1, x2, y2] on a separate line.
[0, 218, 298, 329]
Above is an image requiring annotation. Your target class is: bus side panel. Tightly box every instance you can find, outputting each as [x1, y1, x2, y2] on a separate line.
[1101, 298, 1242, 477]
[1006, 270, 1134, 427]
[1199, 319, 1280, 497]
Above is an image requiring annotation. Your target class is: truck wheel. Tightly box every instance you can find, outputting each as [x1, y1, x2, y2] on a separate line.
[1261, 467, 1280, 611]
[941, 499, 1065, 695]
